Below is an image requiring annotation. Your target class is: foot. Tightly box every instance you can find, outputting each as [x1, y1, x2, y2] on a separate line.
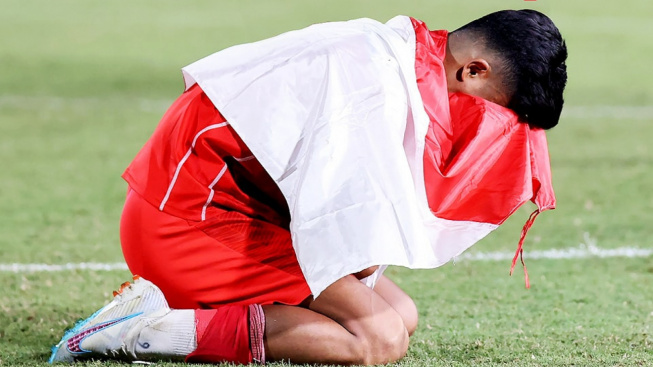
[49, 275, 170, 363]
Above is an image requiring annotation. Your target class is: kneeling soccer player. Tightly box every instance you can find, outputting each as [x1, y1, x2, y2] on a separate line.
[50, 9, 567, 365]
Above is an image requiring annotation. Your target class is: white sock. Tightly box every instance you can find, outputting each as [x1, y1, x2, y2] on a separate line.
[131, 309, 197, 361]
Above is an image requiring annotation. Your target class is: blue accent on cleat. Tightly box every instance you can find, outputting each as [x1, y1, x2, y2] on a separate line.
[49, 306, 107, 363]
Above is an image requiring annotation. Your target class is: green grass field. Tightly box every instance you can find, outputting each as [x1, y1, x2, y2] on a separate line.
[1, 0, 652, 366]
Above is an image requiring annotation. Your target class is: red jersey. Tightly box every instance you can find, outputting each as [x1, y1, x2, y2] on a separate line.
[123, 90, 290, 227]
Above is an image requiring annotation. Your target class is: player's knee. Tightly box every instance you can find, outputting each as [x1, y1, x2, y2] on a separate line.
[379, 324, 409, 363]
[386, 288, 418, 336]
[403, 297, 419, 336]
[359, 314, 409, 365]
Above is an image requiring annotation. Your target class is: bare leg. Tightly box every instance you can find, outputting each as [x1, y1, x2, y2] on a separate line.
[373, 275, 419, 336]
[264, 274, 409, 365]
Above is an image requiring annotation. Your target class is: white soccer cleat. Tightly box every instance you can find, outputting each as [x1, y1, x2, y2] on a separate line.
[49, 275, 171, 363]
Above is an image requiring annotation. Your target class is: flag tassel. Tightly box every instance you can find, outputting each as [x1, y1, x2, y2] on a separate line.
[510, 209, 540, 288]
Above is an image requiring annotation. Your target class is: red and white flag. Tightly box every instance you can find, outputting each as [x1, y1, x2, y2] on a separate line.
[182, 16, 555, 296]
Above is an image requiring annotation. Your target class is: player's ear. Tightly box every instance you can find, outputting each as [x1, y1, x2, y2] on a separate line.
[457, 59, 491, 82]
[455, 58, 510, 106]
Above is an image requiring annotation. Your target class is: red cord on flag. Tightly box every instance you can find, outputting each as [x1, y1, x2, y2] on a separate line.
[510, 209, 541, 288]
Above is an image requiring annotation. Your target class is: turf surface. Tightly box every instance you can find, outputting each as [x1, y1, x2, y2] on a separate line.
[1, 0, 651, 366]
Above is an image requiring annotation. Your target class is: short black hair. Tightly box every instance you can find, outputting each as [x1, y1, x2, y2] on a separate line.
[454, 9, 568, 129]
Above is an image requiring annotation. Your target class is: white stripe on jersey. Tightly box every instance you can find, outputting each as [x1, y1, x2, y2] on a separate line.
[201, 164, 229, 221]
[159, 122, 229, 211]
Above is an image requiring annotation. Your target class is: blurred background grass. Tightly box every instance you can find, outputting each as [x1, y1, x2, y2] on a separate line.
[0, 0, 651, 365]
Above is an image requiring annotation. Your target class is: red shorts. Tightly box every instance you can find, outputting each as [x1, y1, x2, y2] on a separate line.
[121, 189, 311, 309]
[120, 85, 311, 309]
